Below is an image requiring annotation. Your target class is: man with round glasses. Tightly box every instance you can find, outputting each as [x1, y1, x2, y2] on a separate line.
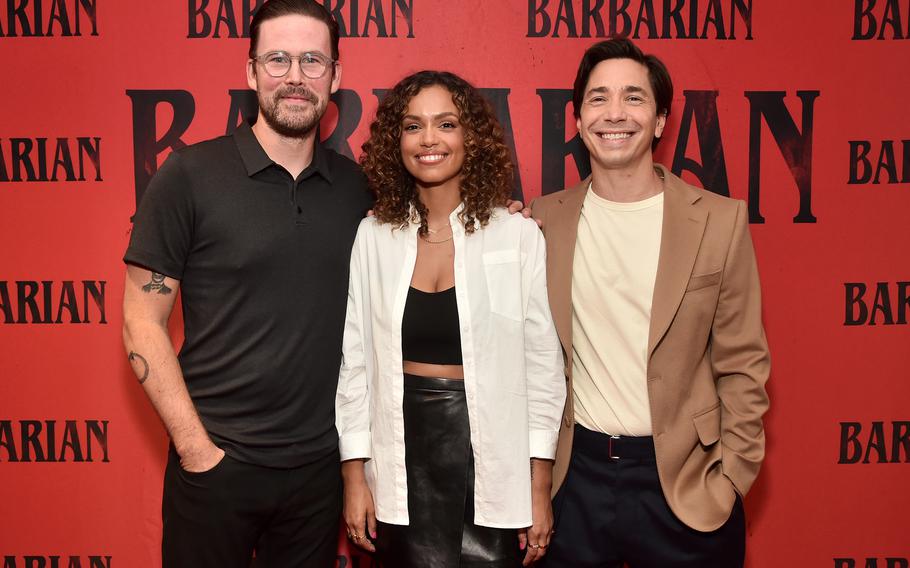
[122, 0, 372, 566]
[248, 47, 338, 141]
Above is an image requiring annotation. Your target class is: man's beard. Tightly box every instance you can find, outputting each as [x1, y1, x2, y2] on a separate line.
[258, 86, 326, 138]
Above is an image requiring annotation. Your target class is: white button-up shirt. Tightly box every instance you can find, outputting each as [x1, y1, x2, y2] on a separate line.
[336, 206, 566, 528]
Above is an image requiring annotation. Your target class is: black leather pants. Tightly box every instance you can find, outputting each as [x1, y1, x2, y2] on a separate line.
[375, 374, 521, 568]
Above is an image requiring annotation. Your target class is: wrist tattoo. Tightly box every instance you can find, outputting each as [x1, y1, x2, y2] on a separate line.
[128, 351, 150, 384]
[141, 272, 173, 295]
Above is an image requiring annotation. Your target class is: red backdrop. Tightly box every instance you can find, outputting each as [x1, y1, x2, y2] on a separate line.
[2, 1, 909, 566]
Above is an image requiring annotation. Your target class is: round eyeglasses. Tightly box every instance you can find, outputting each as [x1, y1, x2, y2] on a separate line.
[252, 51, 336, 79]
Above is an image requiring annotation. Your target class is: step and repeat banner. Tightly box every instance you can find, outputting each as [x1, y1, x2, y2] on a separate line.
[1, 1, 908, 566]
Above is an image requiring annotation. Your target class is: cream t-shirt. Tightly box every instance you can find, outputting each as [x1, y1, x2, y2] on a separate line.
[571, 187, 663, 437]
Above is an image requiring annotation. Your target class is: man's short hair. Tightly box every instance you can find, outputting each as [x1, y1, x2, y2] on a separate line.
[249, 0, 340, 61]
[572, 37, 673, 122]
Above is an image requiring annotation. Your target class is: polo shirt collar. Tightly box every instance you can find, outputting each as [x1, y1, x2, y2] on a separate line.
[304, 137, 334, 183]
[233, 121, 334, 182]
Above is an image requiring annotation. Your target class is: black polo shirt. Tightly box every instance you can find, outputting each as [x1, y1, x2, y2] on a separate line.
[124, 122, 373, 467]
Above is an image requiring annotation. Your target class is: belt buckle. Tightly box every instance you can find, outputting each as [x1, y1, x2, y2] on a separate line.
[608, 435, 620, 460]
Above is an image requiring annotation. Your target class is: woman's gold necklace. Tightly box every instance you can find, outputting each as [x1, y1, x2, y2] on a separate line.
[421, 224, 453, 244]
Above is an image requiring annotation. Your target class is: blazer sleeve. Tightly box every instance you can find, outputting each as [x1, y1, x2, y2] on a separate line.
[711, 201, 771, 496]
[529, 197, 547, 238]
[521, 219, 567, 459]
[335, 222, 373, 461]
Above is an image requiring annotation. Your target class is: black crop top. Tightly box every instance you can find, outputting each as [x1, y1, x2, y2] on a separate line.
[401, 286, 463, 365]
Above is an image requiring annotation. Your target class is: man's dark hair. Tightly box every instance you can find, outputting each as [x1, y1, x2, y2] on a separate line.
[572, 37, 673, 127]
[249, 0, 340, 61]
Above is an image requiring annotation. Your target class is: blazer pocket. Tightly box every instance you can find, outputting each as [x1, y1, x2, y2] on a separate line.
[483, 250, 523, 322]
[685, 269, 722, 293]
[692, 402, 721, 446]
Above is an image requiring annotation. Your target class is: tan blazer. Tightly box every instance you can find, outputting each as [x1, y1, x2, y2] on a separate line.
[531, 164, 770, 532]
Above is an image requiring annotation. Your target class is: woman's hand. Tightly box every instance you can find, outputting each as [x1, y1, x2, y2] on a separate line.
[519, 459, 555, 565]
[342, 459, 377, 552]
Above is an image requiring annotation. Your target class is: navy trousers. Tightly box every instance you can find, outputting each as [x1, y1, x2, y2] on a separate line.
[539, 426, 745, 568]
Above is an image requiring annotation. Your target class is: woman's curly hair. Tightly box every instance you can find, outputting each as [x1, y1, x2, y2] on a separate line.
[361, 70, 514, 236]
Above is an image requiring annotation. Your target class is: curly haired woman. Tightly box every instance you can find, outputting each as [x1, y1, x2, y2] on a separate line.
[335, 70, 565, 567]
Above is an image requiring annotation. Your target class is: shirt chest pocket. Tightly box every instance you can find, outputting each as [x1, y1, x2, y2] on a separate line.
[482, 250, 524, 322]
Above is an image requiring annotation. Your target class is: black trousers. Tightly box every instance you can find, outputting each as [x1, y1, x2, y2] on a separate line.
[375, 374, 521, 568]
[162, 445, 341, 568]
[539, 426, 745, 568]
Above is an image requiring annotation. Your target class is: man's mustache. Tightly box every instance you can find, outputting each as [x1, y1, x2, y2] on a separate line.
[276, 88, 317, 102]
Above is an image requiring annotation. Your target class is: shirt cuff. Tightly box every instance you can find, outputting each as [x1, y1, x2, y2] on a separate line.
[339, 432, 372, 462]
[529, 429, 559, 460]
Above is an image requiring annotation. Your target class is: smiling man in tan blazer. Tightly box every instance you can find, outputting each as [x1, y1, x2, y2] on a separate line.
[532, 39, 770, 567]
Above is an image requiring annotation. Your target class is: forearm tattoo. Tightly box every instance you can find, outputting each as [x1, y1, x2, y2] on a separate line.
[141, 272, 172, 295]
[128, 351, 150, 384]
[530, 460, 535, 480]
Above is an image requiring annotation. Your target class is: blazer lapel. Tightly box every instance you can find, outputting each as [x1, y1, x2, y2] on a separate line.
[648, 165, 708, 358]
[546, 178, 589, 360]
